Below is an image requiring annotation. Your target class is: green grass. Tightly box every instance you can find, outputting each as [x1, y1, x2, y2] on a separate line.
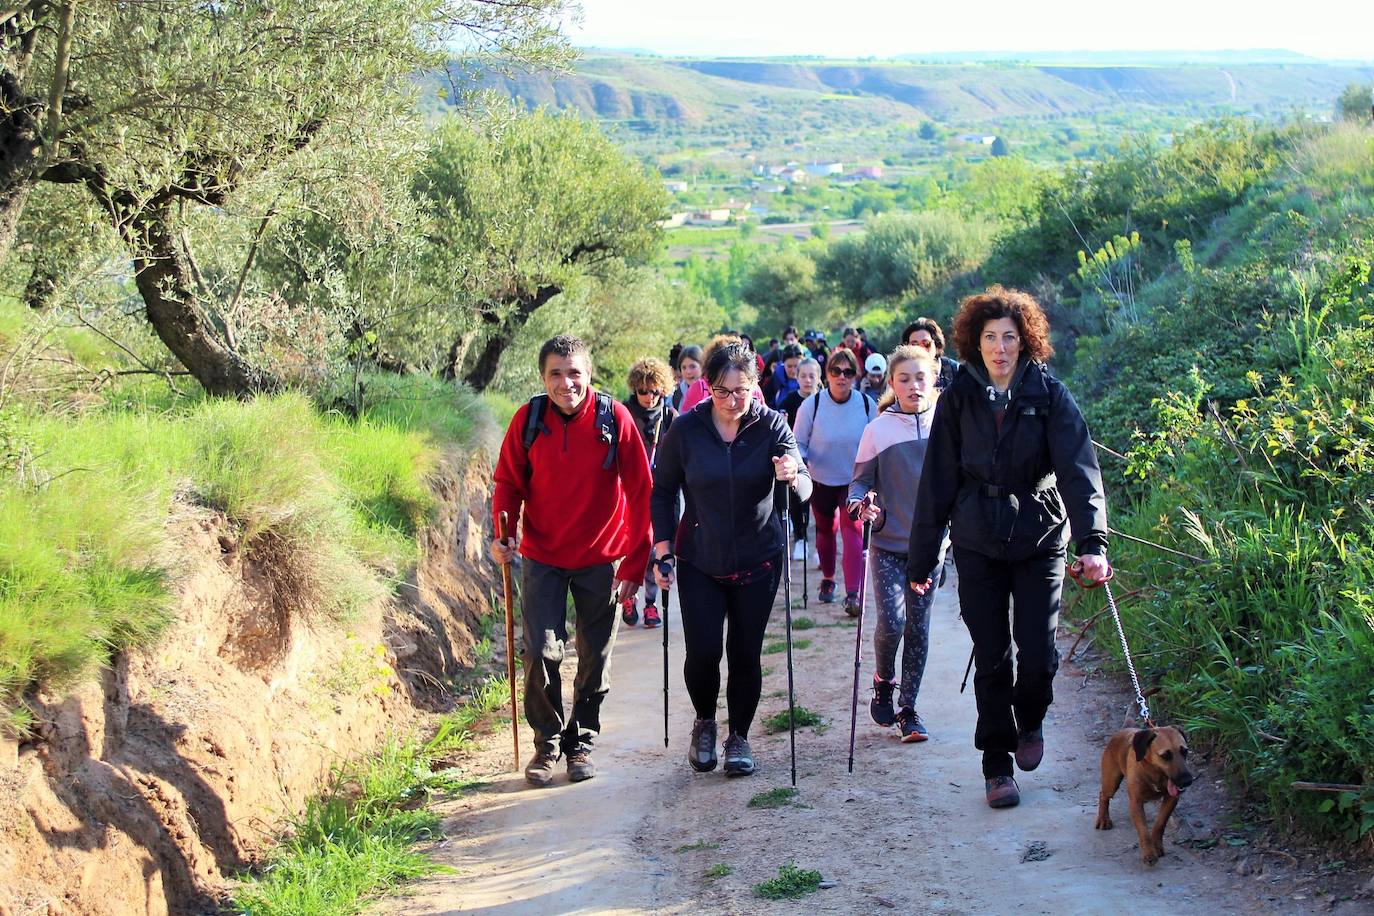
[754, 864, 823, 900]
[761, 706, 823, 735]
[762, 638, 811, 655]
[747, 787, 801, 810]
[234, 676, 508, 914]
[0, 384, 484, 735]
[789, 616, 816, 630]
[705, 863, 733, 879]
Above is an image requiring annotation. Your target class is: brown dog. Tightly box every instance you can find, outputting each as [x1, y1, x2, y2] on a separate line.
[1095, 726, 1194, 865]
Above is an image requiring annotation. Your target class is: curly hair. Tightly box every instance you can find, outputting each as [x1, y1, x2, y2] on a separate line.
[950, 285, 1055, 364]
[627, 357, 673, 395]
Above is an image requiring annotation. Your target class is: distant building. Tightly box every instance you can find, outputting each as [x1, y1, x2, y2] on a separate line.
[806, 161, 844, 175]
[853, 165, 883, 179]
[778, 167, 808, 183]
[663, 180, 689, 193]
[686, 208, 732, 225]
[658, 212, 689, 228]
[958, 135, 997, 146]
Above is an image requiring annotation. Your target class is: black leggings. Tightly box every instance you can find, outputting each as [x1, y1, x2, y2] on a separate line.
[676, 558, 782, 738]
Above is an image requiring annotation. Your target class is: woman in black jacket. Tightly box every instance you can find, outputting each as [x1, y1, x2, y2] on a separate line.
[908, 286, 1110, 810]
[652, 342, 812, 777]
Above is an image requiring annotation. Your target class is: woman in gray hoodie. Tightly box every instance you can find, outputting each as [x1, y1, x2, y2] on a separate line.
[849, 346, 946, 742]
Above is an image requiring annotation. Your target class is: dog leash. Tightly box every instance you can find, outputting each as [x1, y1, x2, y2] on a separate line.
[1070, 561, 1153, 726]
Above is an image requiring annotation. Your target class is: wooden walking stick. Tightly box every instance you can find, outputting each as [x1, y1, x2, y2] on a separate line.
[497, 511, 520, 770]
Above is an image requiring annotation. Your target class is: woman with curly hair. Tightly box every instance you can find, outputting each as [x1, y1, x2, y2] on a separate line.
[907, 285, 1110, 810]
[621, 357, 678, 628]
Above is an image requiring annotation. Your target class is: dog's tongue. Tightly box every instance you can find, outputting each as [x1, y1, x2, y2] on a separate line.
[1167, 780, 1180, 798]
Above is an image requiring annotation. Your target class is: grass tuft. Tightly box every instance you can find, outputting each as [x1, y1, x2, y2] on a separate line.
[705, 863, 733, 879]
[761, 706, 823, 735]
[789, 616, 816, 630]
[762, 638, 811, 655]
[754, 863, 823, 899]
[234, 676, 508, 914]
[747, 787, 801, 809]
[675, 839, 721, 853]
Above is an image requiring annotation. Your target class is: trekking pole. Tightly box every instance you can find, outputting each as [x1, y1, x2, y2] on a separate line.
[497, 511, 521, 771]
[659, 555, 672, 748]
[847, 497, 875, 774]
[776, 475, 799, 788]
[801, 516, 809, 609]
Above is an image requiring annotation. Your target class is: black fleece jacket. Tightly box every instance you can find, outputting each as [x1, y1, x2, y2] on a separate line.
[907, 358, 1108, 580]
[651, 400, 813, 576]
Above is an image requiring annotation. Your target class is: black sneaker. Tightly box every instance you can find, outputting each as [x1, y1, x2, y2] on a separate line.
[689, 718, 718, 772]
[843, 590, 861, 617]
[524, 748, 559, 787]
[896, 707, 929, 743]
[620, 598, 638, 626]
[722, 732, 756, 776]
[566, 745, 596, 782]
[818, 578, 837, 604]
[1015, 728, 1044, 772]
[869, 675, 896, 727]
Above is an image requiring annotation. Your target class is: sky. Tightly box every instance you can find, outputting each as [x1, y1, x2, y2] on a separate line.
[564, 2, 1373, 61]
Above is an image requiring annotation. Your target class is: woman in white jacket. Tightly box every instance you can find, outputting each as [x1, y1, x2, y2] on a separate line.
[848, 346, 946, 742]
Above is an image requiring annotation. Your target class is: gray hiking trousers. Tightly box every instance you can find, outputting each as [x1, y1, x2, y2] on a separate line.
[520, 557, 620, 754]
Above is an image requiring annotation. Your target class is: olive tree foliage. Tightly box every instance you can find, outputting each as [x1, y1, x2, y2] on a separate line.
[417, 104, 668, 390]
[816, 211, 996, 304]
[738, 245, 824, 332]
[1, 0, 574, 396]
[1337, 83, 1373, 123]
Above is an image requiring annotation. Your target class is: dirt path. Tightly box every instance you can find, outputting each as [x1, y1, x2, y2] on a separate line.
[385, 556, 1365, 914]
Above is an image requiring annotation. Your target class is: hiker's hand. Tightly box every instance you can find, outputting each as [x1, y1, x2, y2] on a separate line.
[772, 454, 799, 483]
[848, 496, 881, 523]
[490, 536, 517, 565]
[1071, 554, 1111, 588]
[615, 578, 639, 603]
[910, 577, 933, 597]
[654, 559, 675, 591]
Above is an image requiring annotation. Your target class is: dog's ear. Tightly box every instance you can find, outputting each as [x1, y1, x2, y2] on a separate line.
[1132, 728, 1157, 762]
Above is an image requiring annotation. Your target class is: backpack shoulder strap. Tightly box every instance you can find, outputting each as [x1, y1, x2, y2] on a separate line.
[863, 393, 872, 418]
[522, 394, 550, 452]
[810, 391, 822, 423]
[594, 392, 619, 470]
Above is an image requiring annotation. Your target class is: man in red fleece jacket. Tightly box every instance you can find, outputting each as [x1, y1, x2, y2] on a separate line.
[491, 335, 652, 787]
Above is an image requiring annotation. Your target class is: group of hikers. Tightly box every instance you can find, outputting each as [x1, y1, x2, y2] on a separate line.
[489, 285, 1110, 809]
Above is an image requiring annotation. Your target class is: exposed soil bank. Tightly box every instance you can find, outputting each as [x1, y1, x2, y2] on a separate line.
[0, 451, 497, 915]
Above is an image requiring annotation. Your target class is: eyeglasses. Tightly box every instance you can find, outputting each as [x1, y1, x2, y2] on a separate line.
[911, 339, 935, 350]
[709, 386, 751, 401]
[635, 388, 662, 397]
[827, 367, 857, 378]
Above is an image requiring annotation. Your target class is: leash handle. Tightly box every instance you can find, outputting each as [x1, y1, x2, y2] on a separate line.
[1068, 559, 1114, 588]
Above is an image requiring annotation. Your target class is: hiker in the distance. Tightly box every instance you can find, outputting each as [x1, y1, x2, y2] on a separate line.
[793, 346, 877, 614]
[650, 341, 811, 777]
[903, 317, 960, 391]
[491, 335, 653, 788]
[620, 356, 678, 629]
[672, 345, 704, 411]
[907, 286, 1109, 810]
[849, 346, 947, 743]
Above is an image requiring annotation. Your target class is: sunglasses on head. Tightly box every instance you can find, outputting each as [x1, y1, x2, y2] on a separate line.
[828, 366, 857, 378]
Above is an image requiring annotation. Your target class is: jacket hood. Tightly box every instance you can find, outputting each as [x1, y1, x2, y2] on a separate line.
[962, 355, 1033, 408]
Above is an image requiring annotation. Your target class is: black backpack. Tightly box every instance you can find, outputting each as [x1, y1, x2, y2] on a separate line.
[810, 389, 872, 424]
[522, 392, 619, 471]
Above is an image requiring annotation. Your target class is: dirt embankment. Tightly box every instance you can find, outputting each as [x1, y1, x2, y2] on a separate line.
[0, 450, 497, 915]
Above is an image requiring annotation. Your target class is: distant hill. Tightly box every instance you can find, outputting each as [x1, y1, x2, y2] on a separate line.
[456, 54, 1373, 125]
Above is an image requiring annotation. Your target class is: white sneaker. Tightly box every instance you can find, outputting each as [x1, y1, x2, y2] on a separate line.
[791, 540, 806, 561]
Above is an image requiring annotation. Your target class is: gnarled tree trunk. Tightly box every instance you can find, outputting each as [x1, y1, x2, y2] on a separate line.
[461, 284, 559, 392]
[121, 205, 278, 397]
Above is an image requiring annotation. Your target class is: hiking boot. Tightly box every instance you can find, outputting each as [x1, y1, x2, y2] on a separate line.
[524, 748, 559, 787]
[843, 590, 861, 617]
[620, 597, 638, 627]
[689, 718, 718, 772]
[566, 745, 596, 782]
[1015, 728, 1044, 772]
[643, 604, 661, 628]
[869, 675, 896, 727]
[985, 775, 1020, 808]
[791, 539, 806, 561]
[722, 732, 756, 776]
[818, 578, 837, 604]
[896, 707, 929, 743]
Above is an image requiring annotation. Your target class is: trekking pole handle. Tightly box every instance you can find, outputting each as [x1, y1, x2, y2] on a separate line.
[656, 553, 675, 578]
